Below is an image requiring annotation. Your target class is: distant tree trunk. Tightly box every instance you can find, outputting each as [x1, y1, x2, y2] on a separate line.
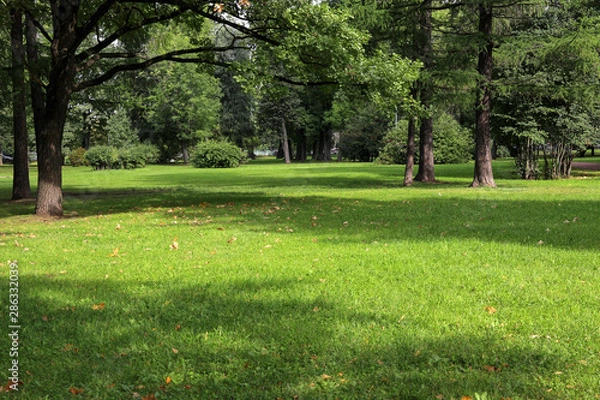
[414, 0, 435, 183]
[295, 129, 307, 161]
[404, 116, 417, 186]
[471, 3, 497, 188]
[281, 118, 291, 164]
[36, 0, 80, 217]
[314, 129, 332, 161]
[181, 141, 189, 165]
[10, 7, 32, 200]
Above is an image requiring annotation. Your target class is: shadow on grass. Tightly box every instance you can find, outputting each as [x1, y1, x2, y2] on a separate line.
[14, 275, 568, 399]
[2, 184, 599, 253]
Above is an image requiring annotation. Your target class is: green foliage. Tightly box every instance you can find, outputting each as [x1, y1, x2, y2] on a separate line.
[84, 145, 119, 170]
[433, 112, 473, 164]
[67, 147, 89, 167]
[191, 140, 245, 168]
[376, 121, 409, 165]
[377, 113, 473, 165]
[118, 144, 160, 169]
[85, 144, 158, 170]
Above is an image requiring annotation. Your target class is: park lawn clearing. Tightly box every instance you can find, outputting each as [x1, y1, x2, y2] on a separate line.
[0, 159, 599, 399]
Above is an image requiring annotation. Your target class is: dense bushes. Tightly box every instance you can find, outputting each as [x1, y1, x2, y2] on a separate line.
[68, 147, 88, 167]
[83, 144, 158, 170]
[432, 113, 473, 164]
[376, 122, 409, 165]
[377, 113, 473, 165]
[191, 141, 245, 168]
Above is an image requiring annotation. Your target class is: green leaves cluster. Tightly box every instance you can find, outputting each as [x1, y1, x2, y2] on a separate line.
[84, 144, 159, 170]
[191, 140, 245, 168]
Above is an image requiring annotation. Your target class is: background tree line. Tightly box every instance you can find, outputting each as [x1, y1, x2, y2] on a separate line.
[1, 0, 599, 216]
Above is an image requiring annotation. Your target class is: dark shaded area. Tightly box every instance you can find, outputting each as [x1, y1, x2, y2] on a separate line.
[11, 275, 571, 399]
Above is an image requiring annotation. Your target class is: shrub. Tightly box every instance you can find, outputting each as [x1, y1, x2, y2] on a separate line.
[68, 147, 88, 167]
[118, 144, 159, 169]
[433, 112, 473, 164]
[376, 121, 409, 165]
[84, 145, 118, 170]
[376, 113, 473, 165]
[338, 130, 382, 162]
[191, 141, 245, 168]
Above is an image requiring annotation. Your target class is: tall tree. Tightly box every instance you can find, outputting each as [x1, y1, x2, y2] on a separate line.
[414, 0, 435, 182]
[10, 6, 32, 200]
[471, 2, 496, 187]
[18, 0, 412, 216]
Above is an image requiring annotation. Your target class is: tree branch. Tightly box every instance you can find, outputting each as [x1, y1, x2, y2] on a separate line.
[75, 6, 190, 64]
[73, 44, 246, 91]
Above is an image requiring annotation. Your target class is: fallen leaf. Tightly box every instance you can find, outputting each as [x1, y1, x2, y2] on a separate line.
[484, 306, 497, 314]
[227, 237, 237, 243]
[170, 238, 179, 250]
[484, 365, 500, 372]
[92, 302, 105, 310]
[436, 395, 444, 400]
[461, 397, 473, 400]
[321, 374, 332, 380]
[166, 376, 172, 384]
[69, 387, 84, 395]
[41, 315, 48, 322]
[172, 347, 179, 354]
[108, 247, 119, 257]
[175, 324, 181, 330]
[142, 395, 156, 400]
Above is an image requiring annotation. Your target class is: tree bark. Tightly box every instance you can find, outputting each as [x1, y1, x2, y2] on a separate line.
[181, 141, 189, 165]
[295, 129, 307, 161]
[10, 7, 32, 200]
[471, 4, 497, 188]
[26, 12, 45, 145]
[414, 0, 435, 183]
[281, 118, 291, 164]
[404, 116, 417, 186]
[36, 0, 80, 216]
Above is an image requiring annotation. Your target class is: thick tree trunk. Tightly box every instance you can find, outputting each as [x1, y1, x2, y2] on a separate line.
[471, 4, 497, 188]
[36, 0, 80, 217]
[10, 8, 32, 200]
[26, 12, 45, 144]
[281, 118, 291, 164]
[414, 0, 435, 183]
[404, 116, 417, 186]
[295, 130, 307, 161]
[415, 114, 435, 182]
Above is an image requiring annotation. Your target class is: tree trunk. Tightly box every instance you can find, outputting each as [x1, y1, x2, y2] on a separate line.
[181, 141, 189, 165]
[471, 4, 497, 188]
[295, 130, 307, 161]
[10, 7, 32, 200]
[281, 118, 291, 164]
[36, 0, 80, 217]
[414, 0, 435, 183]
[26, 12, 45, 146]
[404, 116, 417, 186]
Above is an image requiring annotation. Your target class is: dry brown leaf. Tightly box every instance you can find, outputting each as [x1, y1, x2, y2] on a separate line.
[484, 306, 497, 314]
[69, 387, 84, 395]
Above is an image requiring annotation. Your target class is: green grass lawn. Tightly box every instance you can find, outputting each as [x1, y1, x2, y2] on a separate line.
[1, 158, 599, 399]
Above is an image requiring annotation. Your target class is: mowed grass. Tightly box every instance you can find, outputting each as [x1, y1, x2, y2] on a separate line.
[0, 158, 599, 399]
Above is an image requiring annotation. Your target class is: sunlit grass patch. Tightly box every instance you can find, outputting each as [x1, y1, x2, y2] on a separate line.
[0, 160, 599, 399]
